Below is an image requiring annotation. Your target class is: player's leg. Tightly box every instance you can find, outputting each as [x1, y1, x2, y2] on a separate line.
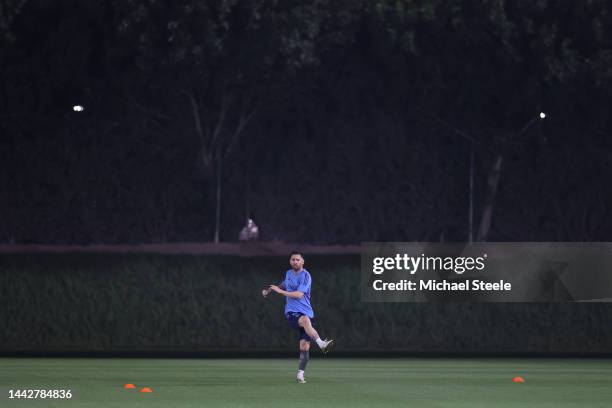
[297, 315, 320, 340]
[297, 339, 310, 383]
[298, 315, 334, 353]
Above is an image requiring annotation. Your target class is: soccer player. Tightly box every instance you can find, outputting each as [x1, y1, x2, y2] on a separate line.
[262, 251, 334, 383]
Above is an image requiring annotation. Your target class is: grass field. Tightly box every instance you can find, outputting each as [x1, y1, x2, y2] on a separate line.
[2, 358, 612, 407]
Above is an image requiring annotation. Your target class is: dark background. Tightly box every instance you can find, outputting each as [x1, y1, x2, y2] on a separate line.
[2, 0, 612, 245]
[4, 252, 611, 354]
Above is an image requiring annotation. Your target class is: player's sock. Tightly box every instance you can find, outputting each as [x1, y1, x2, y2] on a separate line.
[315, 338, 326, 348]
[297, 369, 305, 380]
[299, 350, 309, 371]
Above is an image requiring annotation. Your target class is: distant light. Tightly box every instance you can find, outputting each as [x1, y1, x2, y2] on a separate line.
[73, 105, 84, 112]
[539, 112, 546, 119]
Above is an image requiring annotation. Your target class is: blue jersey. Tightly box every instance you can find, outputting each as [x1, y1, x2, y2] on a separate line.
[283, 269, 314, 318]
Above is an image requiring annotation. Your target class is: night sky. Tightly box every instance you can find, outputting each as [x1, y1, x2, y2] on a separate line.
[2, 0, 612, 244]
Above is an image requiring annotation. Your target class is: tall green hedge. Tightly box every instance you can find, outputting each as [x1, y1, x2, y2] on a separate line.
[1, 253, 611, 353]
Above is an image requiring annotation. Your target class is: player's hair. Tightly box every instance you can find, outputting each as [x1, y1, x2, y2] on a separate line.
[290, 251, 304, 259]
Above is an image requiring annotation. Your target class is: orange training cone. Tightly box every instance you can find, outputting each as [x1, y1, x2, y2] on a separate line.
[512, 376, 525, 383]
[140, 387, 153, 393]
[124, 384, 136, 389]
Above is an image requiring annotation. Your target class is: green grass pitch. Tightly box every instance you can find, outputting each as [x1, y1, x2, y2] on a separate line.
[1, 358, 612, 407]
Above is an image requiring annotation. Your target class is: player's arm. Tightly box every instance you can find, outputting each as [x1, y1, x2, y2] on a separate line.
[268, 285, 303, 299]
[262, 281, 286, 297]
[270, 272, 310, 299]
